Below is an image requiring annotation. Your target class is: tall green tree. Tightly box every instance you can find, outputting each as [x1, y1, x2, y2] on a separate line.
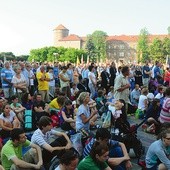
[137, 28, 150, 63]
[149, 38, 165, 62]
[0, 52, 15, 61]
[85, 31, 107, 62]
[162, 37, 170, 56]
[85, 36, 96, 62]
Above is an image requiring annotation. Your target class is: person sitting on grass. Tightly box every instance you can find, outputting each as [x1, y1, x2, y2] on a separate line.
[60, 99, 76, 131]
[0, 104, 20, 139]
[76, 92, 97, 134]
[78, 141, 112, 170]
[83, 128, 132, 170]
[142, 98, 161, 134]
[1, 128, 43, 170]
[146, 129, 170, 170]
[31, 116, 72, 168]
[10, 95, 26, 124]
[55, 149, 79, 170]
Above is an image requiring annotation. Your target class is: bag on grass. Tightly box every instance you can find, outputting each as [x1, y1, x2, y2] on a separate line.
[102, 110, 111, 128]
[70, 133, 83, 156]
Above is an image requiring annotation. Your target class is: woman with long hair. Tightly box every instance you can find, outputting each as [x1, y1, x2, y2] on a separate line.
[78, 141, 111, 170]
[0, 104, 20, 138]
[60, 99, 75, 131]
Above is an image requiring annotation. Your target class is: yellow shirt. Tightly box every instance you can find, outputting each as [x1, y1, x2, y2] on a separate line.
[37, 72, 49, 91]
[49, 98, 60, 109]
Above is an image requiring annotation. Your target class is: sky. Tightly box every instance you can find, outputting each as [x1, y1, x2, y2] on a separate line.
[0, 0, 169, 56]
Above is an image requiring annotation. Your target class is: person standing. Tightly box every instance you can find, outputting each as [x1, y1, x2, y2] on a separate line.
[109, 62, 117, 87]
[114, 66, 131, 111]
[142, 60, 151, 88]
[36, 65, 50, 103]
[88, 65, 97, 99]
[1, 61, 13, 100]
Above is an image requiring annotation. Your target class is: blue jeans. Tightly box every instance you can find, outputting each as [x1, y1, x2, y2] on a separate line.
[109, 146, 126, 170]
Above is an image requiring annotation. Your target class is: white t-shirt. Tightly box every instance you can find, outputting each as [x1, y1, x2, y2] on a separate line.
[155, 93, 163, 99]
[138, 95, 148, 111]
[11, 73, 26, 93]
[0, 110, 16, 123]
[88, 72, 96, 85]
[48, 72, 55, 87]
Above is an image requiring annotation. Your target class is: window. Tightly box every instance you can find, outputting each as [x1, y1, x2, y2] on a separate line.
[119, 52, 124, 57]
[119, 45, 124, 49]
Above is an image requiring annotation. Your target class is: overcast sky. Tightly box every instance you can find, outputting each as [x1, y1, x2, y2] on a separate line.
[0, 0, 169, 55]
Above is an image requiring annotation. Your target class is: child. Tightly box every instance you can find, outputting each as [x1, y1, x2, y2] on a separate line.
[70, 83, 79, 101]
[10, 95, 25, 124]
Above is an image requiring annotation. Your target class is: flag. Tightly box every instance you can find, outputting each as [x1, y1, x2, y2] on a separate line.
[76, 56, 80, 66]
[87, 55, 89, 64]
[81, 54, 84, 64]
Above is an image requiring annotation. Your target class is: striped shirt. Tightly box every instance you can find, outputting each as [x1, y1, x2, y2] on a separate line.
[83, 138, 119, 158]
[159, 98, 170, 123]
[1, 68, 13, 88]
[31, 128, 56, 147]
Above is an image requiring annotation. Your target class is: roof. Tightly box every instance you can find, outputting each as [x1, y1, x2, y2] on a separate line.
[107, 34, 170, 42]
[54, 24, 68, 30]
[59, 34, 82, 41]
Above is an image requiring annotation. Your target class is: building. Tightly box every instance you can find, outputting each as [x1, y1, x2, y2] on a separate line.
[53, 24, 170, 63]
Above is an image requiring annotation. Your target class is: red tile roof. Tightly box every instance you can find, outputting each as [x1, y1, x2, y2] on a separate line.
[54, 24, 68, 30]
[107, 34, 170, 42]
[59, 34, 81, 41]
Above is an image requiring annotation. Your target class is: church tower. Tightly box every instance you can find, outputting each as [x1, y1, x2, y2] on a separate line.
[53, 24, 69, 46]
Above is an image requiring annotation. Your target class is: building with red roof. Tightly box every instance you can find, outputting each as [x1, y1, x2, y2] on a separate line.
[53, 24, 170, 63]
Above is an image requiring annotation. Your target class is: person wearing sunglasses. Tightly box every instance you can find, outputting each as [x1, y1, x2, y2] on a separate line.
[146, 129, 170, 169]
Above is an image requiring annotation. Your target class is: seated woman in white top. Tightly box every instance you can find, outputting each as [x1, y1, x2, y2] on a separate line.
[138, 88, 149, 112]
[0, 103, 20, 139]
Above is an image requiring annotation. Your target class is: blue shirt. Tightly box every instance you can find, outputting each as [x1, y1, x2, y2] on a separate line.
[154, 66, 161, 79]
[130, 89, 141, 106]
[146, 139, 170, 169]
[76, 104, 90, 131]
[1, 68, 13, 88]
[142, 65, 150, 78]
[53, 66, 59, 78]
[83, 138, 119, 158]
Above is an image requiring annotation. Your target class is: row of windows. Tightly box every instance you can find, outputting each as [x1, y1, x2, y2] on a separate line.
[108, 52, 132, 57]
[108, 44, 137, 49]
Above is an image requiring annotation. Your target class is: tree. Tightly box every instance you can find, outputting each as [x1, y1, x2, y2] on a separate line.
[162, 37, 170, 56]
[149, 38, 165, 62]
[0, 52, 15, 61]
[85, 31, 107, 62]
[137, 28, 150, 63]
[85, 36, 96, 62]
[28, 46, 86, 63]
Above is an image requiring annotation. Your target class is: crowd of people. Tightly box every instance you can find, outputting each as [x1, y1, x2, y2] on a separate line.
[0, 59, 169, 169]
